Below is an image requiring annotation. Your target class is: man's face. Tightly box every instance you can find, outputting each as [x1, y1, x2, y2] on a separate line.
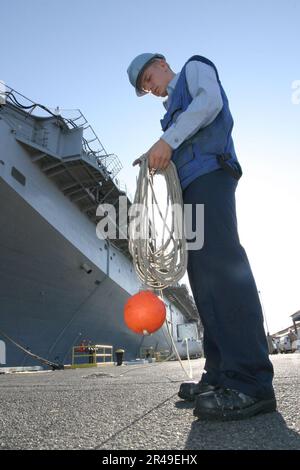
[139, 59, 173, 97]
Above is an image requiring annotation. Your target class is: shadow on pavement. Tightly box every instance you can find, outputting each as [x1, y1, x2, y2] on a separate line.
[183, 411, 300, 450]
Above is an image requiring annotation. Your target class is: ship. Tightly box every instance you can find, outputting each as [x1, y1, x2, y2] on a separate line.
[0, 85, 202, 368]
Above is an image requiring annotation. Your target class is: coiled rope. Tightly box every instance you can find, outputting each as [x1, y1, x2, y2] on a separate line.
[128, 154, 193, 379]
[128, 154, 187, 290]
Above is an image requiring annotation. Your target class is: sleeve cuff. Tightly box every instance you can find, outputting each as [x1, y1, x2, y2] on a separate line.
[161, 127, 184, 150]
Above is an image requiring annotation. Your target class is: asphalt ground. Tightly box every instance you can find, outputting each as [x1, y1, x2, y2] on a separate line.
[0, 354, 299, 450]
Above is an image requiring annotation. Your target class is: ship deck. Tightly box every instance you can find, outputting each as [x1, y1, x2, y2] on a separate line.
[0, 355, 299, 450]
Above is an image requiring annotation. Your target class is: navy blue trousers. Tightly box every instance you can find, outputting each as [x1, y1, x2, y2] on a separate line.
[183, 169, 274, 399]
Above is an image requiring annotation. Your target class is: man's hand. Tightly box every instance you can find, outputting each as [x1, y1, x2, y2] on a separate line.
[147, 139, 172, 170]
[132, 139, 172, 170]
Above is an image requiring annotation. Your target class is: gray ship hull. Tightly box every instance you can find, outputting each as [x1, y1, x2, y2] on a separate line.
[0, 177, 175, 366]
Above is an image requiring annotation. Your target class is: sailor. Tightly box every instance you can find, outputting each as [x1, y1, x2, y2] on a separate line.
[127, 53, 276, 420]
[288, 328, 297, 343]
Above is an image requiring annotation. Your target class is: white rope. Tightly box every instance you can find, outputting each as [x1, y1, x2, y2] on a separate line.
[165, 320, 193, 379]
[128, 154, 187, 290]
[128, 154, 193, 379]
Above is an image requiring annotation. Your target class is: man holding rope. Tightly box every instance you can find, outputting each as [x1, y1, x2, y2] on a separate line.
[127, 53, 276, 421]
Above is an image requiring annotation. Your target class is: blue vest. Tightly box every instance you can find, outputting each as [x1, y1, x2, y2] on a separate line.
[161, 55, 242, 190]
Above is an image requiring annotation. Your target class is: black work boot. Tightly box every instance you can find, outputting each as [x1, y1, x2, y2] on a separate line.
[193, 387, 277, 421]
[178, 381, 217, 401]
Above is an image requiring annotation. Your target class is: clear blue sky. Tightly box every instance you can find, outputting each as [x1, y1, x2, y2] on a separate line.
[1, 0, 299, 333]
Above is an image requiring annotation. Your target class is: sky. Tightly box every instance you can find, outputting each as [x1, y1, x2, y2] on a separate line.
[1, 0, 299, 334]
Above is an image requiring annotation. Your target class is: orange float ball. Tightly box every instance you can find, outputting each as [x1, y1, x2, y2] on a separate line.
[124, 290, 166, 335]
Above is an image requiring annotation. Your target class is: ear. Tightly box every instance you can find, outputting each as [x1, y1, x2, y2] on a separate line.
[154, 59, 167, 69]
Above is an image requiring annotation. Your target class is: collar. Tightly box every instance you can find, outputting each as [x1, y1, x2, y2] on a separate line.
[163, 72, 180, 110]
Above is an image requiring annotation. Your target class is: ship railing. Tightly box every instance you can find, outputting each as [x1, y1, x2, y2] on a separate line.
[71, 344, 113, 368]
[1, 84, 122, 180]
[114, 178, 133, 203]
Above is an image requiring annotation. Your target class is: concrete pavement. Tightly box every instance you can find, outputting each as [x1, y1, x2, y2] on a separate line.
[0, 354, 299, 450]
